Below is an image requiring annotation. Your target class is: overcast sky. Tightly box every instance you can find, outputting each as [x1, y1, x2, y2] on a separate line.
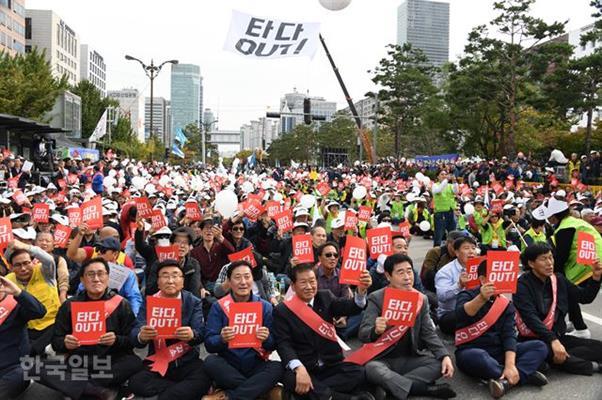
[27, 0, 596, 130]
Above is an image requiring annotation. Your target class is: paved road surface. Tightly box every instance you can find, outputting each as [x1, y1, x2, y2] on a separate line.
[19, 236, 602, 399]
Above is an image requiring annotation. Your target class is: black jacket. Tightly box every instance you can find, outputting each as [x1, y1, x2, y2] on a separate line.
[145, 254, 201, 297]
[51, 289, 136, 357]
[273, 290, 363, 371]
[514, 271, 601, 343]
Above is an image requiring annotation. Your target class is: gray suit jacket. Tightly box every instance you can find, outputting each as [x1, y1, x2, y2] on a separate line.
[358, 287, 449, 360]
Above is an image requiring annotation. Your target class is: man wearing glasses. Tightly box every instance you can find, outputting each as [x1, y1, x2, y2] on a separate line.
[40, 257, 143, 400]
[5, 238, 59, 356]
[129, 259, 211, 400]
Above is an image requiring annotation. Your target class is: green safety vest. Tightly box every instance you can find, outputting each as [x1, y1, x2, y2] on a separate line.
[553, 216, 602, 284]
[434, 184, 456, 213]
[480, 222, 506, 248]
[457, 214, 467, 230]
[521, 228, 547, 251]
[391, 201, 405, 220]
[473, 209, 487, 226]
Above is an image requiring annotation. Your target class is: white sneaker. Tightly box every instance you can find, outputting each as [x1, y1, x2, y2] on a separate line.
[567, 328, 591, 339]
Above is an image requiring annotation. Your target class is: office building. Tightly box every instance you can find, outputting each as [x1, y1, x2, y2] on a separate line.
[203, 108, 216, 130]
[46, 90, 81, 138]
[145, 97, 169, 140]
[25, 9, 80, 85]
[341, 96, 377, 130]
[0, 0, 26, 55]
[279, 89, 336, 134]
[170, 63, 202, 142]
[107, 88, 145, 142]
[208, 130, 241, 157]
[80, 44, 106, 96]
[241, 117, 280, 150]
[397, 0, 449, 68]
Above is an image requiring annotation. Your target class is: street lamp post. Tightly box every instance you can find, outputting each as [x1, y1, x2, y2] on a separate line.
[124, 55, 178, 157]
[201, 119, 218, 165]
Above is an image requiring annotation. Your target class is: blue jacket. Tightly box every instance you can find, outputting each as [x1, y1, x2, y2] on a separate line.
[205, 293, 276, 375]
[130, 290, 204, 368]
[0, 291, 46, 371]
[78, 269, 142, 316]
[92, 172, 104, 194]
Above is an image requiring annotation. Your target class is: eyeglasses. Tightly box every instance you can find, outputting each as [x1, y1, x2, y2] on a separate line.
[12, 260, 32, 269]
[232, 227, 245, 232]
[323, 252, 339, 258]
[158, 274, 184, 281]
[84, 271, 108, 279]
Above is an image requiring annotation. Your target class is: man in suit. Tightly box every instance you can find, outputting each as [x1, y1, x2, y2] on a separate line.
[358, 253, 456, 400]
[273, 263, 375, 400]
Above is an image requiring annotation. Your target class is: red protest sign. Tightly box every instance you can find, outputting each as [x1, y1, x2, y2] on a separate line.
[465, 256, 486, 290]
[12, 190, 27, 206]
[241, 199, 264, 222]
[492, 182, 503, 195]
[366, 227, 393, 259]
[316, 182, 331, 197]
[486, 251, 520, 294]
[150, 210, 167, 231]
[273, 209, 294, 232]
[0, 217, 13, 250]
[147, 296, 181, 339]
[134, 197, 153, 219]
[68, 173, 79, 185]
[7, 175, 19, 190]
[247, 193, 263, 203]
[185, 202, 202, 221]
[71, 301, 106, 345]
[358, 206, 372, 222]
[344, 210, 359, 231]
[491, 200, 505, 215]
[57, 179, 67, 190]
[381, 288, 421, 327]
[398, 221, 411, 239]
[265, 201, 281, 218]
[229, 302, 262, 349]
[82, 196, 103, 229]
[68, 207, 82, 228]
[32, 203, 50, 223]
[53, 225, 72, 248]
[228, 246, 257, 268]
[576, 231, 597, 265]
[156, 245, 180, 263]
[340, 236, 367, 285]
[292, 234, 314, 264]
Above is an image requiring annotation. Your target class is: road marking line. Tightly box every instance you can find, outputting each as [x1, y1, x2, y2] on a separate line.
[583, 312, 602, 326]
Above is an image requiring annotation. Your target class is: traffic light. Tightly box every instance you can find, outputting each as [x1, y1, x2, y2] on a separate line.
[165, 148, 170, 159]
[303, 98, 312, 125]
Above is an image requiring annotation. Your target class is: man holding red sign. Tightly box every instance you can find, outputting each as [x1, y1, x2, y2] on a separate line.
[455, 259, 549, 398]
[128, 259, 211, 400]
[204, 260, 283, 400]
[356, 254, 455, 400]
[39, 258, 143, 400]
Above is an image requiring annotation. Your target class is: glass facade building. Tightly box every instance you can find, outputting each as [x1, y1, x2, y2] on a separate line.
[170, 63, 201, 145]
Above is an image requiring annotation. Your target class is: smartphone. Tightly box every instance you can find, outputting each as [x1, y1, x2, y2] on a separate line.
[212, 215, 222, 226]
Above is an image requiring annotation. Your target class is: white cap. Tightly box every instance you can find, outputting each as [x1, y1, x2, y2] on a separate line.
[531, 205, 547, 221]
[50, 214, 69, 226]
[330, 218, 345, 229]
[544, 197, 569, 218]
[13, 227, 36, 240]
[293, 221, 310, 230]
[152, 226, 172, 236]
[326, 201, 340, 209]
[294, 208, 310, 217]
[555, 189, 567, 198]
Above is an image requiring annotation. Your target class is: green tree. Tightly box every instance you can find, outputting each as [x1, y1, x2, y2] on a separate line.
[368, 43, 439, 157]
[70, 80, 117, 138]
[268, 124, 317, 164]
[0, 48, 68, 120]
[317, 116, 359, 160]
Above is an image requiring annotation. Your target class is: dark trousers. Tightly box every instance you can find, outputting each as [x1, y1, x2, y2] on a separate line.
[39, 353, 143, 400]
[551, 335, 602, 375]
[28, 325, 54, 356]
[0, 365, 30, 399]
[283, 362, 365, 400]
[128, 358, 211, 400]
[204, 355, 283, 400]
[438, 311, 456, 335]
[434, 210, 455, 246]
[568, 283, 588, 330]
[455, 341, 549, 383]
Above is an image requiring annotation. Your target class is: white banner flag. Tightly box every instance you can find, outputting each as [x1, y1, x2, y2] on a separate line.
[224, 10, 321, 59]
[89, 109, 108, 142]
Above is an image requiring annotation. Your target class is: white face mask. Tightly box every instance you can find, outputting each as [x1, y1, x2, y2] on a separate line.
[157, 238, 170, 247]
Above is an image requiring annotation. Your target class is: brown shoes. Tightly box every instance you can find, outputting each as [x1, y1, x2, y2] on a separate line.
[266, 385, 283, 400]
[202, 390, 228, 400]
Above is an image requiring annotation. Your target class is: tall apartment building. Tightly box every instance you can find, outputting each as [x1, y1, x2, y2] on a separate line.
[279, 89, 336, 134]
[170, 63, 202, 143]
[80, 44, 106, 96]
[341, 97, 377, 130]
[241, 118, 280, 150]
[397, 0, 449, 68]
[0, 0, 26, 55]
[145, 97, 169, 140]
[107, 88, 145, 142]
[25, 9, 80, 85]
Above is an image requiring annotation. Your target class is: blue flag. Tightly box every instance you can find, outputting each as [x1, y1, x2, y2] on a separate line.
[175, 128, 188, 145]
[172, 143, 185, 159]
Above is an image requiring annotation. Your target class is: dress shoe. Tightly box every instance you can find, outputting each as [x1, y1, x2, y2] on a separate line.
[488, 379, 509, 399]
[267, 385, 284, 400]
[350, 391, 376, 400]
[425, 383, 456, 399]
[374, 385, 387, 400]
[525, 371, 548, 386]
